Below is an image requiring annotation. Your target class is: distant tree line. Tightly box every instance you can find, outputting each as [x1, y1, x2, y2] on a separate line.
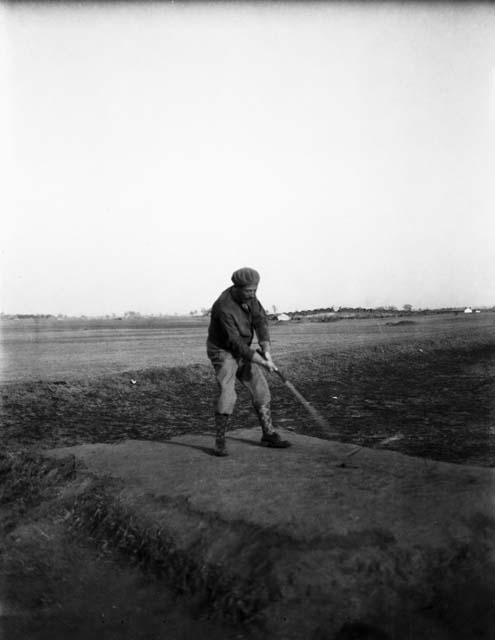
[268, 306, 409, 318]
[2, 305, 494, 322]
[0, 313, 56, 320]
[267, 304, 494, 321]
[189, 308, 211, 317]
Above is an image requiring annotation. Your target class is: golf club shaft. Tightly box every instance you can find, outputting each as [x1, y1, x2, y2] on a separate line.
[274, 370, 330, 430]
[256, 348, 332, 431]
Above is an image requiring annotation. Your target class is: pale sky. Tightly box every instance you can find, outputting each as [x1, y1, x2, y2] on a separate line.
[1, 1, 494, 316]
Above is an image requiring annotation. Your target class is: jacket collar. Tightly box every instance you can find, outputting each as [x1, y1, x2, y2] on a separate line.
[229, 287, 251, 313]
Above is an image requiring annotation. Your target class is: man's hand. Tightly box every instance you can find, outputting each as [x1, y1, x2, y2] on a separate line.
[263, 351, 277, 369]
[252, 350, 278, 372]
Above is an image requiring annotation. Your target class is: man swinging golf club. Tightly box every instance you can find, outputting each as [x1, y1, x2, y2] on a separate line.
[207, 267, 291, 456]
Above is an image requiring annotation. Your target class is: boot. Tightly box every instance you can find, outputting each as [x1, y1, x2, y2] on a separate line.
[256, 404, 291, 448]
[214, 413, 230, 456]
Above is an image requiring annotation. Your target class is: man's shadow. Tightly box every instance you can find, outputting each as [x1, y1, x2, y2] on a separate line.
[226, 436, 262, 447]
[163, 434, 262, 457]
[163, 440, 217, 456]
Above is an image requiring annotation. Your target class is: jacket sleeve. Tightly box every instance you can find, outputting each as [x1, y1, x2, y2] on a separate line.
[217, 311, 255, 361]
[252, 300, 270, 346]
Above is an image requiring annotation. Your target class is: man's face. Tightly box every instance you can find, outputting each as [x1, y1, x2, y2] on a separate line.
[235, 284, 258, 302]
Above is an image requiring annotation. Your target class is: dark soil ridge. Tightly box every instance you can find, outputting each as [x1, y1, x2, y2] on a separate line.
[70, 479, 278, 630]
[2, 338, 495, 466]
[0, 450, 270, 631]
[0, 450, 243, 640]
[0, 448, 77, 529]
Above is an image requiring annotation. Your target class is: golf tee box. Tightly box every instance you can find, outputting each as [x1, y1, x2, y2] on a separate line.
[47, 429, 495, 640]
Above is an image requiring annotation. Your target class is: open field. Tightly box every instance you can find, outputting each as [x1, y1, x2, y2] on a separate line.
[1, 313, 494, 381]
[0, 317, 211, 384]
[1, 313, 494, 466]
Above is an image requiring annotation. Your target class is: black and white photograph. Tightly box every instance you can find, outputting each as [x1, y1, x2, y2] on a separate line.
[1, 1, 494, 639]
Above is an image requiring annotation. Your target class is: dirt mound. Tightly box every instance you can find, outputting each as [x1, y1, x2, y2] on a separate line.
[46, 432, 495, 640]
[0, 449, 239, 640]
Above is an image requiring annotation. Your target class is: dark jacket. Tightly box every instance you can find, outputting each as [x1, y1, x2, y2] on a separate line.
[207, 287, 270, 361]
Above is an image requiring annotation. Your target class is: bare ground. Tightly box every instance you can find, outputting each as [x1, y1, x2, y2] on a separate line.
[2, 334, 494, 466]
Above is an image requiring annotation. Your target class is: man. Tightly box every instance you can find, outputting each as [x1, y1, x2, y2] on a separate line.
[207, 267, 291, 456]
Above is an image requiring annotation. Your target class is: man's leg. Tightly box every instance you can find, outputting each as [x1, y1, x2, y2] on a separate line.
[237, 361, 291, 448]
[213, 413, 230, 456]
[207, 342, 238, 456]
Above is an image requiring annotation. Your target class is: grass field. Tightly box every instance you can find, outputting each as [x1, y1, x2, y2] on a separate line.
[2, 313, 494, 466]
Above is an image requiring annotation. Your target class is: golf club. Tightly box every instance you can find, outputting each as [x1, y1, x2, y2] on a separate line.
[258, 349, 335, 433]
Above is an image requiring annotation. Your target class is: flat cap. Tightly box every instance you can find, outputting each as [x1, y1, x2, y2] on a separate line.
[231, 267, 260, 287]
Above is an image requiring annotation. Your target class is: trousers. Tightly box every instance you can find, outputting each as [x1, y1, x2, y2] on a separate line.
[206, 340, 271, 415]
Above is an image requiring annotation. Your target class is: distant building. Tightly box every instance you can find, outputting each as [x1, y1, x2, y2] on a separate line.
[277, 313, 291, 322]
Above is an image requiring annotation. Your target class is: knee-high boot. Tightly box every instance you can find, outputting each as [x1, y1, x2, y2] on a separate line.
[255, 403, 275, 435]
[256, 404, 291, 449]
[214, 413, 230, 456]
